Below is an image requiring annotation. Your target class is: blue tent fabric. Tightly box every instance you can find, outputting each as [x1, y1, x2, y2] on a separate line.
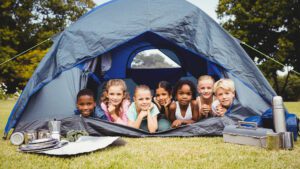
[5, 0, 280, 137]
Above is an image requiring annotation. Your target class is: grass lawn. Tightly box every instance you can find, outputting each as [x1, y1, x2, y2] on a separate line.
[0, 100, 299, 169]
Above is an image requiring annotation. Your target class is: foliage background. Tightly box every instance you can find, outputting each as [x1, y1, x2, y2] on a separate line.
[217, 0, 300, 100]
[0, 0, 95, 93]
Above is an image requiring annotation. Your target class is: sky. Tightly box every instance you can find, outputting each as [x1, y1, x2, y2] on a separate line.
[93, 0, 219, 22]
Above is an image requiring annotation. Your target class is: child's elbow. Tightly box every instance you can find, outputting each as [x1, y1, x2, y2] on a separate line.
[149, 126, 158, 133]
[149, 129, 157, 133]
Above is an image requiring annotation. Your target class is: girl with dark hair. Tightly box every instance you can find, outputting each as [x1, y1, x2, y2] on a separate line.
[154, 81, 172, 131]
[169, 80, 199, 128]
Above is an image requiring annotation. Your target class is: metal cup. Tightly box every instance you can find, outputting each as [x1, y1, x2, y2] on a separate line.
[38, 129, 50, 139]
[266, 132, 280, 150]
[280, 132, 294, 150]
[24, 130, 37, 144]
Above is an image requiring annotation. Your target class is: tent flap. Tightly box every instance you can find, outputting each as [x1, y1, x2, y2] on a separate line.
[15, 116, 237, 137]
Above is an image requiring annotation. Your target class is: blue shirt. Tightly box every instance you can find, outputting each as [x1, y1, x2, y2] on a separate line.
[127, 102, 160, 121]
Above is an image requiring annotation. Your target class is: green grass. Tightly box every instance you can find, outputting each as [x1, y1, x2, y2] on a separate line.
[0, 100, 299, 169]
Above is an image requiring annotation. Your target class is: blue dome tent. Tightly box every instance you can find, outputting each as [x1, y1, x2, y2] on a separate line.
[4, 0, 296, 138]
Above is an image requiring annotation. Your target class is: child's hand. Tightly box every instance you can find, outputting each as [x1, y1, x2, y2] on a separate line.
[148, 103, 154, 111]
[139, 110, 148, 119]
[216, 105, 226, 117]
[163, 98, 172, 108]
[107, 103, 116, 115]
[171, 120, 182, 128]
[201, 104, 211, 118]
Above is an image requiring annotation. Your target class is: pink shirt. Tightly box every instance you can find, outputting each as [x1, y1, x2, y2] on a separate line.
[100, 100, 130, 125]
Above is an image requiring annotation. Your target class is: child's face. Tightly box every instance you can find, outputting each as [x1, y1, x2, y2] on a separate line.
[155, 87, 171, 106]
[134, 89, 152, 111]
[197, 79, 214, 99]
[107, 85, 125, 106]
[77, 95, 96, 117]
[176, 84, 192, 106]
[215, 88, 235, 108]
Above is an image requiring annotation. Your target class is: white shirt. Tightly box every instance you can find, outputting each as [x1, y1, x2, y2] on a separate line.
[175, 101, 193, 120]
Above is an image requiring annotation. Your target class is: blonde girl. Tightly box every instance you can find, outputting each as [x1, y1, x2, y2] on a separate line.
[127, 85, 159, 133]
[196, 75, 215, 118]
[100, 79, 130, 125]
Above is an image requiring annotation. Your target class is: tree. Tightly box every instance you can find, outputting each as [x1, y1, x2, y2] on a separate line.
[0, 0, 95, 92]
[216, 0, 300, 98]
[277, 74, 300, 101]
[132, 53, 176, 69]
[15, 49, 49, 87]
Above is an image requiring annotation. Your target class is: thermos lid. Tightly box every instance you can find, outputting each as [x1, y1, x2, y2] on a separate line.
[273, 96, 283, 109]
[10, 132, 25, 146]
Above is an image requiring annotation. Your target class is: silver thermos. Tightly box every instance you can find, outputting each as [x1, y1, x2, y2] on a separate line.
[272, 96, 286, 133]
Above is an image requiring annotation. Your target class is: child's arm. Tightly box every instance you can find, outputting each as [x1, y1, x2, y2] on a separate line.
[200, 104, 212, 118]
[104, 102, 123, 123]
[196, 96, 203, 119]
[111, 113, 128, 125]
[168, 103, 181, 128]
[168, 102, 176, 122]
[173, 101, 198, 126]
[163, 99, 172, 119]
[127, 103, 147, 129]
[127, 111, 148, 129]
[114, 100, 130, 125]
[211, 100, 227, 117]
[177, 119, 195, 126]
[110, 100, 130, 125]
[215, 104, 227, 117]
[171, 119, 182, 128]
[197, 97, 212, 119]
[146, 103, 158, 133]
[108, 105, 120, 122]
[147, 113, 158, 133]
[191, 100, 199, 121]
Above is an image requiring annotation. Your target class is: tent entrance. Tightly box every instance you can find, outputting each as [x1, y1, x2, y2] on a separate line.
[85, 31, 224, 98]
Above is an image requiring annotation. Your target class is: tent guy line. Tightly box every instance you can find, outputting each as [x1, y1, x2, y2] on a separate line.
[0, 38, 51, 67]
[241, 41, 300, 76]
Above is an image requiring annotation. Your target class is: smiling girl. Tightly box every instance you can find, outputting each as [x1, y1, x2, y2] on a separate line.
[100, 79, 130, 125]
[154, 81, 172, 131]
[127, 85, 159, 133]
[196, 75, 215, 118]
[169, 80, 199, 128]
